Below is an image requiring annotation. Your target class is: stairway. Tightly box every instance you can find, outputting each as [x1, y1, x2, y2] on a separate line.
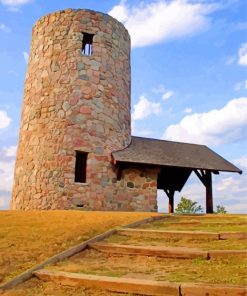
[32, 215, 247, 296]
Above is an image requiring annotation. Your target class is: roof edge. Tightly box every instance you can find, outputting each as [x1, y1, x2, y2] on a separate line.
[114, 159, 242, 174]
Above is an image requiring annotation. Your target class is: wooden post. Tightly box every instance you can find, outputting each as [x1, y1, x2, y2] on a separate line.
[168, 196, 174, 214]
[194, 170, 213, 214]
[206, 171, 213, 214]
[164, 189, 175, 214]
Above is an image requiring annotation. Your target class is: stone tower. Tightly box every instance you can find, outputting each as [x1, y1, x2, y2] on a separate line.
[11, 9, 131, 210]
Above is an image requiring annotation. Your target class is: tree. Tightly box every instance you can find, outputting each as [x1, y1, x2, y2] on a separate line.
[215, 205, 227, 214]
[175, 197, 203, 214]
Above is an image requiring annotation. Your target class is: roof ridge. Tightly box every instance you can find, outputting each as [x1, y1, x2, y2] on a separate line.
[131, 135, 207, 148]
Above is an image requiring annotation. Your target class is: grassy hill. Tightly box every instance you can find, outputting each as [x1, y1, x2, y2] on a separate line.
[0, 211, 159, 284]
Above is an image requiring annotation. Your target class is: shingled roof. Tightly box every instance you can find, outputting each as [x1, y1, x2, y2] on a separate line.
[112, 136, 242, 173]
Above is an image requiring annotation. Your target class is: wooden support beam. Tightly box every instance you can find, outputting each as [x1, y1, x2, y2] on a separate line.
[206, 171, 213, 214]
[116, 167, 122, 181]
[164, 189, 175, 214]
[168, 196, 174, 214]
[194, 169, 207, 186]
[194, 170, 213, 214]
[212, 170, 219, 175]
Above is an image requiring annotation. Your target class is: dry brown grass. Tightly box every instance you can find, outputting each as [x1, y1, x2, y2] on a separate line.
[48, 248, 247, 286]
[138, 214, 247, 232]
[0, 210, 158, 284]
[106, 233, 247, 250]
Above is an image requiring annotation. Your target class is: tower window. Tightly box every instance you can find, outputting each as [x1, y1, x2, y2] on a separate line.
[82, 32, 94, 56]
[75, 151, 88, 183]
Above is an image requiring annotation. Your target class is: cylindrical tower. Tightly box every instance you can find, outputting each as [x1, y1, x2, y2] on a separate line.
[11, 9, 131, 210]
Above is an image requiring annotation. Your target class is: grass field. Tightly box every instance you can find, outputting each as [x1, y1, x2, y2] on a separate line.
[47, 248, 247, 286]
[138, 214, 247, 232]
[45, 214, 247, 287]
[0, 213, 246, 296]
[0, 210, 158, 284]
[106, 233, 247, 250]
[105, 214, 247, 250]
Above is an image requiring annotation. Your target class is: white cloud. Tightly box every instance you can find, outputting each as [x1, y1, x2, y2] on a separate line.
[163, 97, 247, 146]
[0, 0, 32, 9]
[234, 80, 247, 91]
[109, 0, 128, 23]
[23, 51, 29, 63]
[4, 145, 17, 157]
[131, 116, 155, 138]
[132, 95, 162, 120]
[183, 107, 192, 114]
[0, 146, 17, 208]
[0, 110, 11, 129]
[216, 176, 246, 193]
[0, 23, 11, 33]
[132, 127, 153, 137]
[233, 156, 247, 170]
[152, 84, 166, 94]
[0, 196, 8, 208]
[238, 43, 247, 66]
[151, 84, 174, 100]
[1, 0, 31, 4]
[109, 0, 219, 48]
[162, 90, 174, 100]
[225, 203, 247, 214]
[0, 159, 15, 192]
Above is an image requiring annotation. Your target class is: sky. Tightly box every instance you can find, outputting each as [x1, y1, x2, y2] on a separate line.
[0, 0, 246, 213]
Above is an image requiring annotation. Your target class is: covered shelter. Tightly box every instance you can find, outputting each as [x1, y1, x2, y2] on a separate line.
[112, 136, 242, 213]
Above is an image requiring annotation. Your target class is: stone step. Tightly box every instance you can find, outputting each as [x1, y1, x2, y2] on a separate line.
[118, 228, 220, 240]
[89, 242, 209, 259]
[33, 269, 179, 296]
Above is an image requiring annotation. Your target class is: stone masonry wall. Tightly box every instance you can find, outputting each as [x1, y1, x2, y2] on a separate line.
[11, 9, 131, 210]
[115, 166, 160, 212]
[11, 8, 159, 212]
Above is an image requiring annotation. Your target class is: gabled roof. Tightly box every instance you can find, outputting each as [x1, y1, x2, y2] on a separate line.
[112, 136, 242, 173]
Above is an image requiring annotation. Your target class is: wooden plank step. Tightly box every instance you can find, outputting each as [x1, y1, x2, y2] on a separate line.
[220, 232, 247, 240]
[89, 242, 209, 259]
[160, 221, 247, 226]
[180, 283, 247, 296]
[209, 249, 247, 259]
[33, 269, 179, 296]
[33, 269, 247, 296]
[118, 228, 220, 240]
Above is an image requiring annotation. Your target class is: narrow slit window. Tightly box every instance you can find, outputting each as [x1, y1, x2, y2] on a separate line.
[82, 32, 94, 56]
[75, 151, 88, 183]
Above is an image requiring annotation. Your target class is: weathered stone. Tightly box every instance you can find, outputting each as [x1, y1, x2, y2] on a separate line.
[77, 62, 85, 70]
[127, 182, 134, 188]
[79, 74, 89, 81]
[62, 101, 70, 111]
[80, 106, 91, 114]
[57, 110, 65, 118]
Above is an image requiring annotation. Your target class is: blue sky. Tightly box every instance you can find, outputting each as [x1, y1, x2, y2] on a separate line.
[0, 0, 246, 212]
